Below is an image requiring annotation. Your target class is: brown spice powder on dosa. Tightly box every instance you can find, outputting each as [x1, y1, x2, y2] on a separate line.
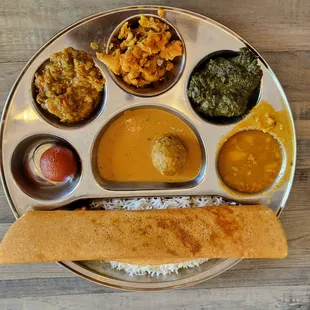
[0, 206, 287, 264]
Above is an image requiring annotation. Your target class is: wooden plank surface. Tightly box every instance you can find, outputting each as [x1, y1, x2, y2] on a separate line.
[1, 0, 310, 309]
[1, 286, 310, 310]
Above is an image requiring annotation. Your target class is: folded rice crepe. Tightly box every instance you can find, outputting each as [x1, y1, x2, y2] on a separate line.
[0, 206, 287, 264]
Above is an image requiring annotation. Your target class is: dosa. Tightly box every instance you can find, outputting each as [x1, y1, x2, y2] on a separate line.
[0, 206, 287, 264]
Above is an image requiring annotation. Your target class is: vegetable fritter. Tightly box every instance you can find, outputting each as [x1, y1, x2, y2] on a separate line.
[96, 15, 183, 88]
[152, 135, 188, 176]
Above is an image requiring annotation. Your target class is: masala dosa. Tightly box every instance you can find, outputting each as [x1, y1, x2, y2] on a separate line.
[0, 206, 287, 264]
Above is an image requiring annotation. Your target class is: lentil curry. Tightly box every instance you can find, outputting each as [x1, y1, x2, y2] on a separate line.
[220, 100, 294, 191]
[218, 130, 282, 193]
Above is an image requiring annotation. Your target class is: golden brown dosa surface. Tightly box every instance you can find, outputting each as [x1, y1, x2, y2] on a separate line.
[0, 206, 287, 264]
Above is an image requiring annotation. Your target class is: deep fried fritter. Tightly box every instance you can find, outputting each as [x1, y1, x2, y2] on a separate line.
[152, 135, 188, 176]
[96, 15, 183, 88]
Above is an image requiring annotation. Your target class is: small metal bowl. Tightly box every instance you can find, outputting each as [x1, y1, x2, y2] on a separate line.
[105, 14, 186, 97]
[216, 129, 285, 195]
[32, 59, 107, 129]
[11, 134, 82, 200]
[187, 50, 262, 125]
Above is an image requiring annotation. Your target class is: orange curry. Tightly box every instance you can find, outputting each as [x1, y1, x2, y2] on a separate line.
[218, 130, 282, 193]
[96, 108, 202, 182]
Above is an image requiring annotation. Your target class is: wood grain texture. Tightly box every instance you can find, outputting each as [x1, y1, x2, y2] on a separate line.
[1, 286, 310, 310]
[1, 0, 310, 309]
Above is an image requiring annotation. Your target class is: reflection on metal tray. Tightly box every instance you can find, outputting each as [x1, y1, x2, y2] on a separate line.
[0, 5, 296, 291]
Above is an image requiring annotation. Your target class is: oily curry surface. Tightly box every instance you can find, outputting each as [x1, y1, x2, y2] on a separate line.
[218, 130, 283, 193]
[97, 108, 202, 182]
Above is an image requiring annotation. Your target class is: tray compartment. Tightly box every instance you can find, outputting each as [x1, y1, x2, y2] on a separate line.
[11, 134, 82, 200]
[91, 105, 206, 190]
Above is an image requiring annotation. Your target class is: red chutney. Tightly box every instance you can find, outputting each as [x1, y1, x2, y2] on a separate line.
[40, 145, 78, 182]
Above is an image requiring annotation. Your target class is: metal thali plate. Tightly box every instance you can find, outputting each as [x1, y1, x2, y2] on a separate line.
[0, 5, 296, 290]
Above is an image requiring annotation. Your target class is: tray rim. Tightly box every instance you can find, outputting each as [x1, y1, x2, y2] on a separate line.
[0, 4, 297, 290]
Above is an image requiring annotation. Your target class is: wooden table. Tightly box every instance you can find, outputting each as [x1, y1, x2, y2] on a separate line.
[1, 0, 309, 309]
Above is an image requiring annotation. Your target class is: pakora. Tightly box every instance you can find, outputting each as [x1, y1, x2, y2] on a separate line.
[96, 15, 183, 88]
[152, 135, 188, 176]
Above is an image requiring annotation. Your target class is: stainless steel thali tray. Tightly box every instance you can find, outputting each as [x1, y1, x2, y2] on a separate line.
[0, 5, 296, 290]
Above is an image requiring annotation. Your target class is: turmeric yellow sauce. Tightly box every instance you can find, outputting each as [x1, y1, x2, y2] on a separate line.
[97, 108, 202, 182]
[218, 130, 282, 193]
[218, 100, 294, 194]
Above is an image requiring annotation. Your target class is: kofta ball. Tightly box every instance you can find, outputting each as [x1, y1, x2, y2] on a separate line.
[40, 145, 78, 182]
[151, 135, 188, 176]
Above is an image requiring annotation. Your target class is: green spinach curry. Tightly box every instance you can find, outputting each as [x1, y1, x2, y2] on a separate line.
[187, 48, 262, 118]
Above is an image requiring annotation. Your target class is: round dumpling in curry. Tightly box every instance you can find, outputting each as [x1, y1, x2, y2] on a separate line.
[151, 135, 188, 176]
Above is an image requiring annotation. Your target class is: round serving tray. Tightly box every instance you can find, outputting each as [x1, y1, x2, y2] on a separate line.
[0, 5, 296, 290]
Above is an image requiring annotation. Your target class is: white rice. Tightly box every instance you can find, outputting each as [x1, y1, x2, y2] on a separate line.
[89, 196, 229, 210]
[109, 258, 209, 277]
[89, 196, 235, 276]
